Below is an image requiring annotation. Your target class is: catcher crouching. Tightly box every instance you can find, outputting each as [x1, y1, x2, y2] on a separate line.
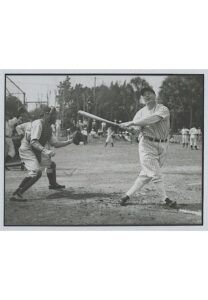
[10, 107, 73, 202]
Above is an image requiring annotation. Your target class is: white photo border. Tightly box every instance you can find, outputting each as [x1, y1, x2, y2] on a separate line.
[0, 69, 207, 231]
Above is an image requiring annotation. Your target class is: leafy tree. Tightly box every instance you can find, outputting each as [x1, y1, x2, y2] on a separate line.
[130, 77, 151, 113]
[159, 75, 203, 132]
[56, 76, 73, 128]
[55, 75, 156, 130]
[6, 95, 25, 118]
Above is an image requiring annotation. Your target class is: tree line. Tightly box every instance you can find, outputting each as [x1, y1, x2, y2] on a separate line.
[158, 75, 203, 131]
[55, 76, 151, 130]
[6, 75, 204, 133]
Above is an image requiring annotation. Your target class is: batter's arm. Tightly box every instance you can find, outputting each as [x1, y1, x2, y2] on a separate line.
[120, 115, 161, 127]
[131, 115, 162, 126]
[125, 106, 170, 127]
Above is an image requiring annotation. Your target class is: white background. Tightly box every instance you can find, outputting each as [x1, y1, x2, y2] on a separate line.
[0, 1, 208, 300]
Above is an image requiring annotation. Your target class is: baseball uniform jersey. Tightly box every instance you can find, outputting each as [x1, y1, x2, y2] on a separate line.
[18, 120, 58, 176]
[181, 128, 189, 144]
[189, 127, 198, 147]
[133, 104, 170, 140]
[106, 127, 114, 144]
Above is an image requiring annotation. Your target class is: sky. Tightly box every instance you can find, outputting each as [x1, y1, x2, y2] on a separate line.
[7, 74, 166, 111]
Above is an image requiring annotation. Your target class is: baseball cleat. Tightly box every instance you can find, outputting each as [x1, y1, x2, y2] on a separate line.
[165, 198, 177, 208]
[10, 193, 27, 202]
[49, 183, 66, 190]
[120, 195, 130, 206]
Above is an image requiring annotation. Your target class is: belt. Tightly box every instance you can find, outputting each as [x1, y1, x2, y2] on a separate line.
[143, 136, 168, 143]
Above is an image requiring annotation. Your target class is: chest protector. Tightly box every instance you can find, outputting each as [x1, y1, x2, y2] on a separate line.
[33, 121, 53, 163]
[39, 121, 52, 146]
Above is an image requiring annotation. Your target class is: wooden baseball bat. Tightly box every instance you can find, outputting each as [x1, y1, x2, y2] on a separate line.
[78, 110, 120, 127]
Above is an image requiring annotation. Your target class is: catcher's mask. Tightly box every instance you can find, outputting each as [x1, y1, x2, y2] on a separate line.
[41, 106, 57, 124]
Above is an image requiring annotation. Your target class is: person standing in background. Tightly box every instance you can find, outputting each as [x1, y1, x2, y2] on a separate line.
[181, 126, 189, 147]
[105, 126, 114, 147]
[189, 126, 198, 150]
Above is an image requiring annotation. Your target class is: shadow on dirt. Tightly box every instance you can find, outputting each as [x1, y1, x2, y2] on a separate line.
[177, 203, 202, 211]
[123, 202, 202, 212]
[45, 189, 119, 201]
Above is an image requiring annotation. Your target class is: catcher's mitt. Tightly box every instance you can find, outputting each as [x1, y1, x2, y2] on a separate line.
[72, 130, 84, 145]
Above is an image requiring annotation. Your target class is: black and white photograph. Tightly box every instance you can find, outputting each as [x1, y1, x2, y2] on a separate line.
[4, 72, 203, 226]
[1, 2, 208, 300]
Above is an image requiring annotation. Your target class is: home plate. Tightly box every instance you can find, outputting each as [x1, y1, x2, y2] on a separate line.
[179, 209, 201, 216]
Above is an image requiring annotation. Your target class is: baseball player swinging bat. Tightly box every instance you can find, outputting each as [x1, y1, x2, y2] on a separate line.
[78, 111, 141, 135]
[78, 110, 120, 127]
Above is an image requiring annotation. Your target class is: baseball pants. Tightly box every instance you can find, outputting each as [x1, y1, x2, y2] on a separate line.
[106, 136, 113, 144]
[19, 147, 53, 177]
[190, 136, 197, 147]
[126, 137, 168, 201]
[182, 135, 189, 144]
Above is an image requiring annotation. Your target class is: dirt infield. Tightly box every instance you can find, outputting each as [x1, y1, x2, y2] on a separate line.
[4, 139, 203, 226]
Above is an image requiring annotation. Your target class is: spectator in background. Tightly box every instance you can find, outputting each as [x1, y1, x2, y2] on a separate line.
[197, 127, 202, 142]
[124, 131, 132, 143]
[90, 128, 98, 139]
[51, 123, 56, 135]
[169, 136, 175, 143]
[66, 128, 71, 140]
[5, 113, 23, 162]
[189, 126, 198, 150]
[118, 120, 124, 135]
[92, 119, 97, 132]
[77, 119, 83, 130]
[97, 127, 103, 137]
[83, 119, 88, 128]
[55, 119, 61, 138]
[101, 121, 106, 135]
[81, 127, 88, 144]
[181, 126, 189, 147]
[114, 120, 119, 134]
[105, 126, 114, 147]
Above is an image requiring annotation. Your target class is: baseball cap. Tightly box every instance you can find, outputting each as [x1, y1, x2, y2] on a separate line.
[140, 87, 156, 96]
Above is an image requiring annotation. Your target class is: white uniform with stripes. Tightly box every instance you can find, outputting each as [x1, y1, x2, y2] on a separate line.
[181, 128, 189, 144]
[189, 127, 198, 147]
[126, 103, 170, 202]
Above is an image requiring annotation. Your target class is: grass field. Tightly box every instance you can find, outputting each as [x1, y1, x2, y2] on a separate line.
[4, 138, 203, 226]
